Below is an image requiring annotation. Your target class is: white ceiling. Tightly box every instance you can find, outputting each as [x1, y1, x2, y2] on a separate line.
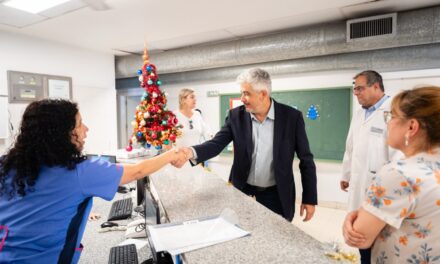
[0, 0, 439, 55]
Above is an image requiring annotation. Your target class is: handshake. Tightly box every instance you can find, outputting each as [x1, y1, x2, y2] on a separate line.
[168, 146, 194, 168]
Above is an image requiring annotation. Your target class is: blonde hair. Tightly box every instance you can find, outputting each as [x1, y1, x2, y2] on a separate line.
[179, 88, 194, 109]
[392, 86, 440, 149]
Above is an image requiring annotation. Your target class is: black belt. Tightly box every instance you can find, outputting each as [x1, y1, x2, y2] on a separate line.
[246, 184, 277, 192]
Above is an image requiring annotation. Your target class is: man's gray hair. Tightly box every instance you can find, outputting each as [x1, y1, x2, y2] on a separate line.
[236, 68, 272, 95]
[354, 70, 384, 92]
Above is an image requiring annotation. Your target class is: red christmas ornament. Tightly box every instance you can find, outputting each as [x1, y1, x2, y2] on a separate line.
[126, 145, 133, 152]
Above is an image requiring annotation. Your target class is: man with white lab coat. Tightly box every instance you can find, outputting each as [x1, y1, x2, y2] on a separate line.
[341, 70, 400, 264]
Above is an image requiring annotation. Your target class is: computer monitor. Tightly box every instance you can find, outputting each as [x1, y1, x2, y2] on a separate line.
[86, 154, 99, 161]
[86, 154, 116, 163]
[144, 188, 159, 225]
[144, 190, 173, 264]
[136, 177, 149, 206]
[99, 155, 116, 163]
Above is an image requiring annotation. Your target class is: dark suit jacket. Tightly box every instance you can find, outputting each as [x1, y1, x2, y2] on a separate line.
[193, 99, 317, 221]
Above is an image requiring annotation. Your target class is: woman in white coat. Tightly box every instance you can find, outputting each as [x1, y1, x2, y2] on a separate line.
[174, 88, 212, 148]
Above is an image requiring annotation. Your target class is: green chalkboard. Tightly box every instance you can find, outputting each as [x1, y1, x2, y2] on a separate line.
[219, 87, 352, 161]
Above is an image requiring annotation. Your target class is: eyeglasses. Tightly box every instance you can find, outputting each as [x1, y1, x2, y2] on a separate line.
[352, 85, 368, 94]
[189, 120, 193, 129]
[384, 111, 402, 124]
[384, 111, 407, 124]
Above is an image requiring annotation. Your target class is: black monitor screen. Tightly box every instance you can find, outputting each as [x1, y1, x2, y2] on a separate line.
[99, 155, 116, 163]
[86, 154, 116, 163]
[144, 189, 159, 225]
[144, 189, 172, 263]
[137, 177, 149, 206]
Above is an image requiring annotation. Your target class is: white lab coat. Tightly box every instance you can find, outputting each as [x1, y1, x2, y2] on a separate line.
[174, 110, 212, 147]
[341, 97, 401, 211]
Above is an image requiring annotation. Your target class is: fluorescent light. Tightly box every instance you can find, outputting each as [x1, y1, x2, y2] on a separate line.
[3, 0, 71, 14]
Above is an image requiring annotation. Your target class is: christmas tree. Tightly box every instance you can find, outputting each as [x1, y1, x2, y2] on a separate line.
[126, 47, 181, 152]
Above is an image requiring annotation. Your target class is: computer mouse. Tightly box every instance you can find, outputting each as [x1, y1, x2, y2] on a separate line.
[101, 221, 118, 228]
[117, 186, 129, 194]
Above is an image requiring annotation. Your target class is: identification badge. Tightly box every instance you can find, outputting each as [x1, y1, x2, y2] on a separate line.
[370, 127, 383, 134]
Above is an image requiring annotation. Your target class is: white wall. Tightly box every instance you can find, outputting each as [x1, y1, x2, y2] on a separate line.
[0, 31, 117, 155]
[161, 68, 440, 207]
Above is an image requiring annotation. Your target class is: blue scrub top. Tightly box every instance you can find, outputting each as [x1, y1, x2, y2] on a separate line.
[0, 158, 123, 263]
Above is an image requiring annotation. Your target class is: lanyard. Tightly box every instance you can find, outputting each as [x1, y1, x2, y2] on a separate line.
[0, 225, 8, 251]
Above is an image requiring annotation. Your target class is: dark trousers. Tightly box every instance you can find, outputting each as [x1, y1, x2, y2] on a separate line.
[359, 248, 371, 264]
[242, 184, 284, 217]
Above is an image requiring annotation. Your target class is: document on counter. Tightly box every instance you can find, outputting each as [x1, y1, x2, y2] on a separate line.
[147, 208, 250, 255]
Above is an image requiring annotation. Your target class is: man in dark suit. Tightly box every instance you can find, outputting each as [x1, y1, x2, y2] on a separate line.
[177, 68, 317, 222]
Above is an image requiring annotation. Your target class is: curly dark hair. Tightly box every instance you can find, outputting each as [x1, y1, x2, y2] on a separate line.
[0, 99, 86, 198]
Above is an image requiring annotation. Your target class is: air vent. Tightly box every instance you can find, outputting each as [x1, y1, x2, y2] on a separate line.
[347, 13, 396, 42]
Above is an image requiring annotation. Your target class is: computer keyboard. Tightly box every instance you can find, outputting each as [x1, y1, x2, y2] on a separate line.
[108, 244, 138, 264]
[108, 198, 133, 221]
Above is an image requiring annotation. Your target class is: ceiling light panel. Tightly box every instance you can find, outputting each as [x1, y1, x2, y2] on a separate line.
[3, 0, 71, 14]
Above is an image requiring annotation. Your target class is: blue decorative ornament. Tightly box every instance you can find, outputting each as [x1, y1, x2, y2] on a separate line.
[306, 104, 320, 120]
[137, 69, 142, 75]
[146, 143, 151, 148]
[147, 79, 153, 85]
[155, 145, 162, 150]
[163, 139, 170, 145]
[146, 65, 152, 72]
[157, 80, 162, 86]
[136, 131, 143, 138]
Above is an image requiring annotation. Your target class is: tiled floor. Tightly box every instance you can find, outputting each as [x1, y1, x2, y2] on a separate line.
[292, 205, 360, 262]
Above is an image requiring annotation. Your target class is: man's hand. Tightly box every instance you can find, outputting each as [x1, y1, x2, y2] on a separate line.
[300, 204, 315, 222]
[343, 210, 366, 247]
[170, 147, 194, 168]
[340, 181, 349, 192]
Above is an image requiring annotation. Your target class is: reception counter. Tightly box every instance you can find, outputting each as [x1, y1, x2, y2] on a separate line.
[150, 165, 334, 264]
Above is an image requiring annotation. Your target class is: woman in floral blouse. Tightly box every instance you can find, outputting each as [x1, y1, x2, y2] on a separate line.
[343, 86, 440, 263]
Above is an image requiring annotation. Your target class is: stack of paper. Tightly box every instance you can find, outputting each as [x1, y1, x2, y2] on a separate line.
[147, 209, 250, 255]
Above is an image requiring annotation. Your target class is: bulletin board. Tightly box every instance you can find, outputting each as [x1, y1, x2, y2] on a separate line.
[7, 71, 72, 103]
[219, 87, 352, 161]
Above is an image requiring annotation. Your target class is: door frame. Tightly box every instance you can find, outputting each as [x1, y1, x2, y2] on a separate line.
[116, 88, 143, 148]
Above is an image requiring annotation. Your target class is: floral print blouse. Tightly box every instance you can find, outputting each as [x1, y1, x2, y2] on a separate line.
[363, 148, 440, 264]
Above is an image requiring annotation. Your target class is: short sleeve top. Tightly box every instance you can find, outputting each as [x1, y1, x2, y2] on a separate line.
[362, 148, 440, 263]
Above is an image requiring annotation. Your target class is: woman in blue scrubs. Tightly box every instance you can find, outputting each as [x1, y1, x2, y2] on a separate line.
[0, 99, 185, 263]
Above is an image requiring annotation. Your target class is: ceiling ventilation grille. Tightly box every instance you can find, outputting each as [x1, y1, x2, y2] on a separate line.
[347, 13, 396, 42]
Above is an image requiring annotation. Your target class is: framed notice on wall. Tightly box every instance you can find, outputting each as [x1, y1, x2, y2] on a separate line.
[47, 77, 72, 99]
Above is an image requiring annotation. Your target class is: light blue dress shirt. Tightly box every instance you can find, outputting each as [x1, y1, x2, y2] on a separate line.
[246, 100, 276, 187]
[364, 95, 389, 119]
